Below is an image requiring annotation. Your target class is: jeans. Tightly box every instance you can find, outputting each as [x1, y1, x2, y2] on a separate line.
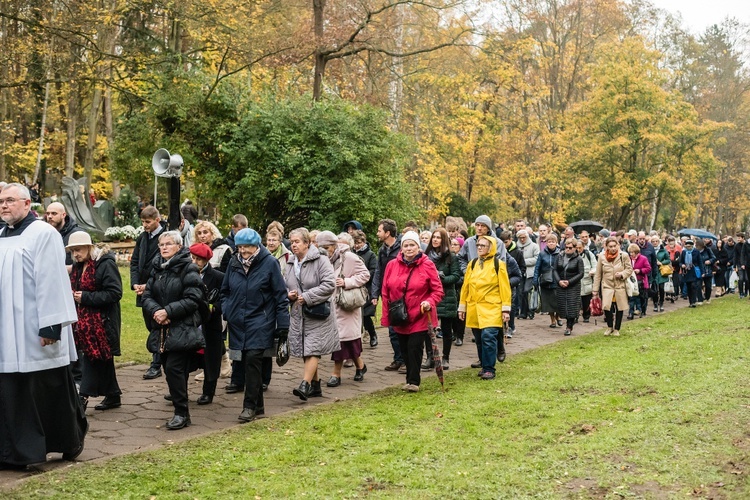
[472, 327, 500, 374]
[389, 327, 403, 364]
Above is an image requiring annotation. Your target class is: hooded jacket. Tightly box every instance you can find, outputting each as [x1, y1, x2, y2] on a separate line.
[458, 237, 512, 329]
[380, 251, 444, 334]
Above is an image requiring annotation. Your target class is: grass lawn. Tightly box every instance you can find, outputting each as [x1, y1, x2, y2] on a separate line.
[15, 296, 750, 498]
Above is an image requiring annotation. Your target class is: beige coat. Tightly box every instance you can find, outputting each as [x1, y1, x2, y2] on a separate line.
[593, 251, 634, 311]
[331, 244, 371, 342]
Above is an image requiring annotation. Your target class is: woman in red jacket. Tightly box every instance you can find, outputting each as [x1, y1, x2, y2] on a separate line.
[381, 231, 444, 392]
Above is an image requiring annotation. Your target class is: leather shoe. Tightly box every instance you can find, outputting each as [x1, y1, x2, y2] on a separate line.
[293, 380, 311, 401]
[421, 361, 434, 371]
[163, 394, 173, 401]
[95, 395, 121, 411]
[197, 394, 213, 405]
[384, 361, 402, 371]
[471, 360, 482, 368]
[238, 408, 259, 422]
[354, 365, 367, 382]
[327, 376, 341, 387]
[225, 384, 244, 394]
[309, 379, 323, 397]
[370, 334, 378, 347]
[497, 350, 506, 363]
[143, 367, 162, 380]
[166, 415, 191, 430]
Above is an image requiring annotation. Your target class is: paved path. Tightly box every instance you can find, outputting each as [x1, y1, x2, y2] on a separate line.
[1, 298, 690, 489]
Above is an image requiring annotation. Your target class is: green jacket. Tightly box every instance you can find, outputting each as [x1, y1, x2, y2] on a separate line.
[429, 250, 462, 318]
[655, 246, 672, 285]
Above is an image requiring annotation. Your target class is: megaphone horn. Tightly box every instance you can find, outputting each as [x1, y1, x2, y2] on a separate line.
[152, 149, 183, 177]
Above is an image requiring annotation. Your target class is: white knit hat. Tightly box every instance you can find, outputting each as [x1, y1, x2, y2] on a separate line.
[401, 231, 421, 247]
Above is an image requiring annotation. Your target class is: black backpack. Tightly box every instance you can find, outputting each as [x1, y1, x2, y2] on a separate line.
[470, 255, 502, 275]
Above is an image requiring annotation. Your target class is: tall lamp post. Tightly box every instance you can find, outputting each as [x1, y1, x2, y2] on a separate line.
[151, 148, 183, 230]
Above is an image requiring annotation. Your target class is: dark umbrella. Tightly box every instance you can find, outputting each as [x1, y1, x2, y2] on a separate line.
[678, 228, 718, 241]
[425, 312, 445, 391]
[570, 220, 604, 235]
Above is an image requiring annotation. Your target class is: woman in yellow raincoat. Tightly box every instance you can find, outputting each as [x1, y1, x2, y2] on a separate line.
[458, 236, 512, 380]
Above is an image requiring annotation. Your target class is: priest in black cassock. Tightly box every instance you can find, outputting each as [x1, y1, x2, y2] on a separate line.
[0, 183, 87, 468]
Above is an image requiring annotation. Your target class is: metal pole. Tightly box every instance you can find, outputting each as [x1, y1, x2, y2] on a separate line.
[153, 174, 158, 207]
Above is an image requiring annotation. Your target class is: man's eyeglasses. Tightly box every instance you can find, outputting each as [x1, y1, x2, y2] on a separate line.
[0, 197, 27, 206]
[565, 246, 575, 249]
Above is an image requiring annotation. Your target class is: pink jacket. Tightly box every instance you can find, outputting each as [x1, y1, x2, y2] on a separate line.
[381, 252, 444, 334]
[631, 253, 652, 289]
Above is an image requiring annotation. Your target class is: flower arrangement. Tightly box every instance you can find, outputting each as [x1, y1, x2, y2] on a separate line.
[105, 225, 141, 241]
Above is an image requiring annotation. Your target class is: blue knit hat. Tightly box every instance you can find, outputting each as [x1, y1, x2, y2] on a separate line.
[235, 228, 261, 246]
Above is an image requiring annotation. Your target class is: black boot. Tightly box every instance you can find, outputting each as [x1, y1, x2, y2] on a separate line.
[95, 394, 121, 411]
[293, 380, 312, 401]
[309, 379, 323, 397]
[369, 333, 378, 347]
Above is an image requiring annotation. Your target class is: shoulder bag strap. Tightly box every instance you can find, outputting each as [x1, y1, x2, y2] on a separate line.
[403, 265, 416, 295]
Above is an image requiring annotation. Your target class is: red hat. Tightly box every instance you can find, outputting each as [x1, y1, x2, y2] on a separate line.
[189, 243, 213, 260]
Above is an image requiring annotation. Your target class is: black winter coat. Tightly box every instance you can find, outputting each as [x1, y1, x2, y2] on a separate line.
[199, 263, 225, 339]
[210, 237, 233, 273]
[355, 244, 377, 317]
[220, 246, 290, 351]
[507, 242, 526, 287]
[372, 236, 401, 300]
[428, 250, 461, 318]
[76, 249, 123, 356]
[59, 215, 86, 266]
[142, 248, 205, 352]
[130, 221, 168, 306]
[553, 253, 584, 319]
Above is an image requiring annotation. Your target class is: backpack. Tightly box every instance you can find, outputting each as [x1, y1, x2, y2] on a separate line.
[470, 255, 501, 275]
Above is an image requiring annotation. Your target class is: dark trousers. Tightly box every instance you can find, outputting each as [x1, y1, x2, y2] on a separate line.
[241, 349, 265, 411]
[362, 315, 377, 338]
[509, 288, 520, 330]
[423, 317, 455, 361]
[231, 356, 272, 388]
[69, 350, 83, 385]
[738, 269, 747, 296]
[702, 275, 713, 301]
[202, 329, 224, 397]
[452, 316, 466, 340]
[389, 327, 404, 364]
[686, 280, 702, 304]
[581, 294, 592, 320]
[398, 332, 425, 386]
[604, 307, 623, 331]
[143, 308, 162, 370]
[652, 283, 665, 306]
[162, 351, 192, 417]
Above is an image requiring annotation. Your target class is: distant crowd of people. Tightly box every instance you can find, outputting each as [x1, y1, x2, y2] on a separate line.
[0, 180, 740, 468]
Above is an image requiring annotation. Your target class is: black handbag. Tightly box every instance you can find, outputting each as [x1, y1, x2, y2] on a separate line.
[388, 267, 416, 326]
[298, 275, 332, 320]
[302, 301, 331, 320]
[540, 269, 555, 286]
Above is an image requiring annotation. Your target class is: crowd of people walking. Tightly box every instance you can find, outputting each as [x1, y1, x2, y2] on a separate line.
[0, 180, 742, 468]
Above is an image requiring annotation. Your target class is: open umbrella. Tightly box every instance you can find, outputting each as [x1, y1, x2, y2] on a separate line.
[678, 228, 718, 241]
[425, 312, 445, 391]
[569, 220, 604, 235]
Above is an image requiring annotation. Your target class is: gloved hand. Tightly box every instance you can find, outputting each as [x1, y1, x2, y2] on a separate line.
[275, 328, 289, 341]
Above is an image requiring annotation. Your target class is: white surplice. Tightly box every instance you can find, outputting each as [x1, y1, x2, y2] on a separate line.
[0, 220, 78, 373]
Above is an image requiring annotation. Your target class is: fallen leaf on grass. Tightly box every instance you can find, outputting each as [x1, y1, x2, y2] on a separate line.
[435, 412, 443, 418]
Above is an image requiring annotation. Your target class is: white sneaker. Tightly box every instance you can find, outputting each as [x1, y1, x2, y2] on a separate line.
[220, 352, 232, 378]
[194, 370, 204, 381]
[604, 328, 613, 336]
[612, 330, 620, 337]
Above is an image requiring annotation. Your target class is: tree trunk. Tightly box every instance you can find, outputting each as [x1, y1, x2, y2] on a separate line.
[105, 83, 119, 198]
[312, 0, 326, 101]
[32, 81, 50, 184]
[65, 85, 78, 178]
[83, 86, 102, 196]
